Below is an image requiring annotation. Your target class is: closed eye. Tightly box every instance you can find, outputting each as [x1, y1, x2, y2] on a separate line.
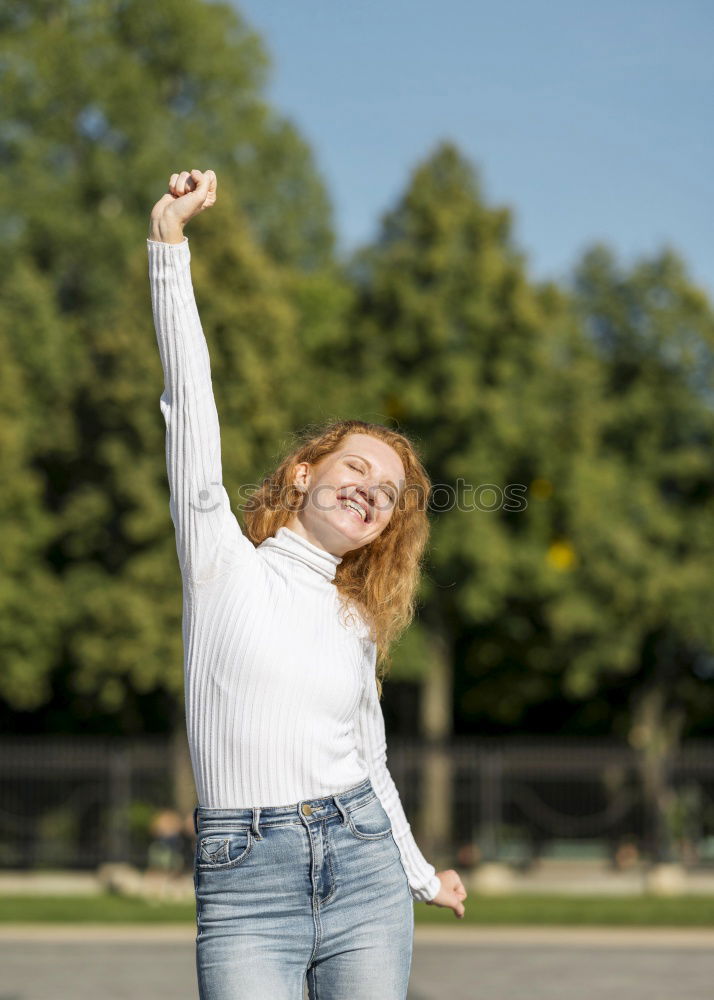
[346, 460, 397, 505]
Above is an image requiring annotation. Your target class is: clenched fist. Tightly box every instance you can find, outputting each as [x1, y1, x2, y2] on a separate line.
[425, 869, 468, 919]
[148, 168, 217, 244]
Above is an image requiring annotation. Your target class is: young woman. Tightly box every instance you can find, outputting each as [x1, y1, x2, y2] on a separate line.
[148, 168, 467, 1000]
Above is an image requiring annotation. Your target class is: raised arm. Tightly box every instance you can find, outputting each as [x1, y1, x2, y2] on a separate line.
[148, 169, 256, 585]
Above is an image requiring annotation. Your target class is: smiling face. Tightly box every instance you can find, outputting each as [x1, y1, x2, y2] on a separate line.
[285, 433, 407, 556]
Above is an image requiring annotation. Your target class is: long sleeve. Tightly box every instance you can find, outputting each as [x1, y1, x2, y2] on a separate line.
[354, 644, 442, 903]
[147, 236, 256, 585]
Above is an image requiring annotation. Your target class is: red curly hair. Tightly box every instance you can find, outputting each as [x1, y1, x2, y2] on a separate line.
[242, 419, 432, 697]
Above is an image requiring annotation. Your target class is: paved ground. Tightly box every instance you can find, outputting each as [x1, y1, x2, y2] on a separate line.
[1, 926, 713, 999]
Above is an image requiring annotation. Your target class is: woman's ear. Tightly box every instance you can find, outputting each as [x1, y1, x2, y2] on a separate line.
[293, 461, 311, 493]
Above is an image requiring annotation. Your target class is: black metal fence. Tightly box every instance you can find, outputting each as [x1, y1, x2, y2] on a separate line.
[2, 736, 714, 871]
[399, 738, 714, 871]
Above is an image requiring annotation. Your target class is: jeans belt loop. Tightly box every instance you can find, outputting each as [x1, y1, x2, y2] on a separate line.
[332, 793, 349, 826]
[251, 807, 262, 839]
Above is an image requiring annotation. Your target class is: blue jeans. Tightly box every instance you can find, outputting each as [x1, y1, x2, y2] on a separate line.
[192, 776, 414, 999]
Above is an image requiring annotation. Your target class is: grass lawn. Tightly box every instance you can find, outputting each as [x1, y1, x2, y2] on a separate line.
[1, 894, 713, 925]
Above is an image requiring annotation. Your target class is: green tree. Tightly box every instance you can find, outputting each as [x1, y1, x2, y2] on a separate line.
[0, 0, 347, 732]
[566, 245, 714, 860]
[345, 140, 571, 693]
[0, 302, 63, 711]
[344, 140, 577, 861]
[344, 140, 714, 865]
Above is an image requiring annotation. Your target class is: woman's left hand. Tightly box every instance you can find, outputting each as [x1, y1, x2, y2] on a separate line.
[425, 869, 468, 918]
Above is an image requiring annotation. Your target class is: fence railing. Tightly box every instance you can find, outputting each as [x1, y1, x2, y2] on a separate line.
[2, 736, 713, 872]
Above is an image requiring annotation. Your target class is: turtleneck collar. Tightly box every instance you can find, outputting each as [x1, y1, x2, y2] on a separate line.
[258, 526, 342, 583]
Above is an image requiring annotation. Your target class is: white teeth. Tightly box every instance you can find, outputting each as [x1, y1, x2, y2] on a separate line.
[342, 498, 367, 521]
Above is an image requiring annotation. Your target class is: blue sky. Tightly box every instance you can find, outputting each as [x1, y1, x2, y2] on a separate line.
[232, 0, 713, 296]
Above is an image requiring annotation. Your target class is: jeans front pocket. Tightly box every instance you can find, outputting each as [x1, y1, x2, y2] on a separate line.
[346, 794, 393, 840]
[195, 828, 253, 871]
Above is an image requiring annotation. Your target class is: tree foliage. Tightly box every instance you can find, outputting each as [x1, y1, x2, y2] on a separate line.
[1, 3, 712, 757]
[345, 142, 714, 743]
[0, 0, 348, 730]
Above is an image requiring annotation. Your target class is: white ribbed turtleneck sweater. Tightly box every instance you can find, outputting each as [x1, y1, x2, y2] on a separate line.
[147, 235, 441, 903]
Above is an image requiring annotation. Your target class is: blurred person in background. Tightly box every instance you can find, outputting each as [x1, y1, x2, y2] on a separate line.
[147, 809, 185, 876]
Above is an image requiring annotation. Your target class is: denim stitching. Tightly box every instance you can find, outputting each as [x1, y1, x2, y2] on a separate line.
[306, 828, 322, 969]
[388, 830, 413, 900]
[193, 778, 375, 833]
[196, 798, 375, 833]
[195, 830, 254, 871]
[345, 796, 392, 840]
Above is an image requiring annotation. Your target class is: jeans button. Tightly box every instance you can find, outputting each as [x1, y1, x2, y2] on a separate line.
[301, 803, 313, 816]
